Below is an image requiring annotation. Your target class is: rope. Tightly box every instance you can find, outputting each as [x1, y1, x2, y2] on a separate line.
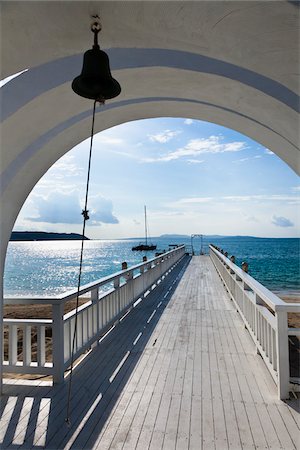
[65, 100, 97, 426]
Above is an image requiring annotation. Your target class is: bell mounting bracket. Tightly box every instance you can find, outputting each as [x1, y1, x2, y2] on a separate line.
[91, 15, 102, 48]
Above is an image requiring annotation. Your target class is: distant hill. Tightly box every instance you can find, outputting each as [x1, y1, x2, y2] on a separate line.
[10, 231, 89, 241]
[159, 234, 190, 239]
[159, 234, 227, 239]
[159, 234, 264, 240]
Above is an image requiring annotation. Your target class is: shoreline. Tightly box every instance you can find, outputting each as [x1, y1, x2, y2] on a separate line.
[273, 290, 300, 302]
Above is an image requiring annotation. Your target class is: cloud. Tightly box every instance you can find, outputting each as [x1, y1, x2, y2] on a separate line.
[272, 216, 294, 227]
[177, 197, 213, 204]
[89, 195, 119, 225]
[187, 159, 204, 164]
[95, 136, 123, 145]
[143, 136, 247, 162]
[26, 191, 118, 226]
[243, 214, 259, 223]
[169, 193, 300, 208]
[223, 194, 300, 204]
[233, 154, 262, 164]
[148, 129, 181, 143]
[45, 154, 84, 180]
[265, 148, 274, 155]
[234, 157, 250, 163]
[184, 119, 194, 125]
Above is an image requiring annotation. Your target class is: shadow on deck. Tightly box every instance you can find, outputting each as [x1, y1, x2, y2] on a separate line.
[1, 255, 191, 449]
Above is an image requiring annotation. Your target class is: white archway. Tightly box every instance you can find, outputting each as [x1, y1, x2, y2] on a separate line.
[1, 1, 299, 390]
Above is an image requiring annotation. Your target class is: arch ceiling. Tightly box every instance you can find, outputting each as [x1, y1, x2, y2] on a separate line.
[0, 0, 299, 265]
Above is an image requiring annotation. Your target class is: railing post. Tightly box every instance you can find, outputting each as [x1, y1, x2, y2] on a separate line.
[242, 261, 248, 273]
[52, 302, 65, 384]
[127, 270, 134, 303]
[114, 277, 121, 317]
[276, 309, 290, 399]
[255, 294, 264, 354]
[9, 324, 18, 365]
[91, 287, 98, 303]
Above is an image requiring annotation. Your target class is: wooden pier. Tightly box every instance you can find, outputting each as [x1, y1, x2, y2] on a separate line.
[1, 255, 299, 449]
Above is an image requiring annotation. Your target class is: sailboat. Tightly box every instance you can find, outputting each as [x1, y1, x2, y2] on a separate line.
[132, 206, 157, 251]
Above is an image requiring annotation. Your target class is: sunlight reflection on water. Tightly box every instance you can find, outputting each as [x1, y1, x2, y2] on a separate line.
[4, 237, 300, 296]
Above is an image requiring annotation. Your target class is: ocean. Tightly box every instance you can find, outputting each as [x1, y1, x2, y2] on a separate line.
[4, 236, 300, 297]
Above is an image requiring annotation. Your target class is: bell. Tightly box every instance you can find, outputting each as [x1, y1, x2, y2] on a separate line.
[72, 25, 121, 101]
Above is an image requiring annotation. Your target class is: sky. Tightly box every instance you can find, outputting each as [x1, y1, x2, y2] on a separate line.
[13, 117, 299, 239]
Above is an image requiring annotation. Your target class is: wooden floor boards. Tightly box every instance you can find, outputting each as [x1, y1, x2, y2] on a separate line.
[1, 255, 299, 450]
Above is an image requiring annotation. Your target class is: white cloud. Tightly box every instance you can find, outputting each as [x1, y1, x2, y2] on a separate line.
[148, 129, 181, 143]
[108, 150, 139, 160]
[234, 157, 250, 163]
[177, 197, 213, 204]
[245, 215, 259, 223]
[95, 136, 124, 145]
[45, 154, 84, 179]
[272, 216, 294, 227]
[26, 191, 119, 226]
[170, 193, 300, 207]
[143, 136, 247, 162]
[184, 119, 194, 125]
[27, 191, 81, 224]
[223, 194, 300, 204]
[32, 155, 85, 194]
[187, 159, 204, 164]
[265, 148, 274, 155]
[88, 195, 119, 225]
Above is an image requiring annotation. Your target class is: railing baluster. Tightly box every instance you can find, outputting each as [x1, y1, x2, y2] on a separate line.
[9, 324, 18, 365]
[272, 328, 277, 371]
[37, 325, 45, 366]
[23, 325, 31, 367]
[99, 299, 103, 329]
[93, 303, 98, 335]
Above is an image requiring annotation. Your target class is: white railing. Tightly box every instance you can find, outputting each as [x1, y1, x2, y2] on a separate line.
[3, 245, 186, 383]
[209, 245, 300, 399]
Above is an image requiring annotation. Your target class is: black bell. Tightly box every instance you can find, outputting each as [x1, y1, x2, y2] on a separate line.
[72, 24, 121, 101]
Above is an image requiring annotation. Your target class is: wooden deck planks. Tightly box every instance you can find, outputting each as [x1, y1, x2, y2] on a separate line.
[0, 255, 299, 450]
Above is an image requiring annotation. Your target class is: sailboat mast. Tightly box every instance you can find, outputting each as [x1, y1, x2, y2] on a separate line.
[144, 205, 148, 245]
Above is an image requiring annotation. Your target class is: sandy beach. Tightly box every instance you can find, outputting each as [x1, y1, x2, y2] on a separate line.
[276, 293, 300, 329]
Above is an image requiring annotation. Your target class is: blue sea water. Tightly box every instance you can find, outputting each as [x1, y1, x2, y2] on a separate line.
[4, 236, 299, 297]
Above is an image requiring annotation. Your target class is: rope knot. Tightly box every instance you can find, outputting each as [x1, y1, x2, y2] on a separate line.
[82, 209, 90, 221]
